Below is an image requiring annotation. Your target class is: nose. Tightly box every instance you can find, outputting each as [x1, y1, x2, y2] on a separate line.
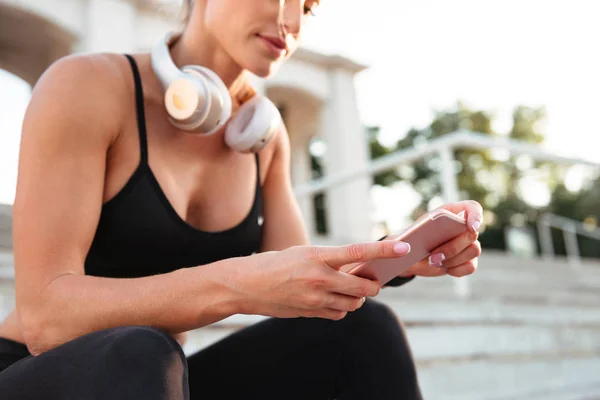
[279, 0, 302, 36]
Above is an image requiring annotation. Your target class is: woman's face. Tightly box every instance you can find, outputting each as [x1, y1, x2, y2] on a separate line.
[198, 0, 320, 77]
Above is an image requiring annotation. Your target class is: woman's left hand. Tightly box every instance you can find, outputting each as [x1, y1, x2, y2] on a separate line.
[401, 200, 484, 278]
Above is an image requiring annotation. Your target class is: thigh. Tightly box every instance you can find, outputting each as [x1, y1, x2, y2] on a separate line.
[187, 298, 422, 400]
[187, 314, 342, 400]
[0, 326, 188, 400]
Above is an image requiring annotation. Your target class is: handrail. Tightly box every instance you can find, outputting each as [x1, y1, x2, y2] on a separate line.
[292, 129, 600, 285]
[293, 129, 600, 199]
[538, 213, 600, 267]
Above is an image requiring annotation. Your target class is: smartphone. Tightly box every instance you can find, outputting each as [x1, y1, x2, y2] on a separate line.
[347, 209, 468, 285]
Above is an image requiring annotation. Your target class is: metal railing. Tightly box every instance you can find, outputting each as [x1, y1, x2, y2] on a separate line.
[294, 129, 599, 201]
[538, 213, 600, 267]
[293, 129, 600, 295]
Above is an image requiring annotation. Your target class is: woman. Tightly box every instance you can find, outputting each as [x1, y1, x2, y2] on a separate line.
[0, 0, 483, 398]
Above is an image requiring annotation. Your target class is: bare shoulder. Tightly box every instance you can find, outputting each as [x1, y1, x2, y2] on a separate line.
[13, 52, 141, 294]
[260, 119, 291, 182]
[257, 117, 310, 250]
[25, 52, 134, 146]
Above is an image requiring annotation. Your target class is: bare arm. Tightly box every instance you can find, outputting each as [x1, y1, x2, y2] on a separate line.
[257, 124, 421, 288]
[13, 55, 408, 356]
[259, 124, 311, 252]
[13, 55, 239, 355]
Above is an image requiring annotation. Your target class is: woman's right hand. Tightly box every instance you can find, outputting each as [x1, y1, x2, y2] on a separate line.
[225, 239, 411, 320]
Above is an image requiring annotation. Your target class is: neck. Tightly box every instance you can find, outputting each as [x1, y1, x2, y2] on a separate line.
[170, 26, 249, 100]
[169, 27, 256, 111]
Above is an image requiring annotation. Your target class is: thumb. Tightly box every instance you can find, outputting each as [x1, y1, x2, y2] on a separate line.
[316, 239, 411, 270]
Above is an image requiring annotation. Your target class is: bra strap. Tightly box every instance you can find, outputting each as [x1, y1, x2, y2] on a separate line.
[124, 54, 149, 166]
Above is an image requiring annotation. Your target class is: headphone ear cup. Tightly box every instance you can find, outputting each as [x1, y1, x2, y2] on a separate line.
[225, 96, 282, 153]
[164, 66, 232, 135]
[163, 76, 209, 129]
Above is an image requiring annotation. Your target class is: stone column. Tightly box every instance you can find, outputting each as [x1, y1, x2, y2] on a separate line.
[279, 98, 317, 237]
[319, 68, 373, 244]
[289, 133, 316, 236]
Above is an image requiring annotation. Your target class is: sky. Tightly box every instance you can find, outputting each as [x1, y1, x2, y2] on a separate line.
[1, 0, 599, 229]
[302, 0, 600, 152]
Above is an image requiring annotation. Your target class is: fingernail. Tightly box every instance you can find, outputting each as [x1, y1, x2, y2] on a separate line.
[394, 242, 411, 254]
[429, 253, 445, 268]
[472, 220, 481, 232]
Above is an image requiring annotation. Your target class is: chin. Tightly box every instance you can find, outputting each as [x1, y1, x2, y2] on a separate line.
[244, 59, 284, 79]
[236, 47, 288, 77]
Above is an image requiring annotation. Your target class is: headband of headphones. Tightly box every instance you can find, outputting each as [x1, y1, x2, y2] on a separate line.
[150, 31, 281, 152]
[151, 32, 183, 91]
[150, 32, 232, 135]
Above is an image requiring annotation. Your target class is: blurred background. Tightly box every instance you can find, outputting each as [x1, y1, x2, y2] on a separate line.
[1, 0, 599, 398]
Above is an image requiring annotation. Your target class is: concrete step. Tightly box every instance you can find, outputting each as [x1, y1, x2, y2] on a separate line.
[185, 316, 600, 360]
[381, 298, 600, 326]
[405, 324, 600, 361]
[181, 325, 600, 400]
[382, 277, 600, 307]
[1, 249, 599, 400]
[417, 356, 600, 400]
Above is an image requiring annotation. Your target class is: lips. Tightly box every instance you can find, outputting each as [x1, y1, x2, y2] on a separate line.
[258, 35, 287, 52]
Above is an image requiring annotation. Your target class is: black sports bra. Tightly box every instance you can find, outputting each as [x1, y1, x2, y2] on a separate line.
[84, 55, 264, 278]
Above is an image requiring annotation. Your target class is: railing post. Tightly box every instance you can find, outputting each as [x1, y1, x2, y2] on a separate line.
[537, 214, 555, 261]
[439, 146, 460, 205]
[563, 221, 581, 268]
[439, 147, 470, 298]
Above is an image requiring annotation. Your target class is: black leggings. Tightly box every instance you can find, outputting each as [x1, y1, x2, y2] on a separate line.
[0, 299, 422, 399]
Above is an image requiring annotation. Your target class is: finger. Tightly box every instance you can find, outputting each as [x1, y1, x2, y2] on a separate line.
[300, 288, 368, 312]
[325, 293, 366, 312]
[440, 200, 483, 234]
[302, 308, 349, 321]
[313, 239, 411, 270]
[464, 201, 484, 234]
[328, 271, 382, 298]
[407, 260, 449, 277]
[446, 259, 478, 278]
[427, 232, 478, 268]
[433, 241, 481, 270]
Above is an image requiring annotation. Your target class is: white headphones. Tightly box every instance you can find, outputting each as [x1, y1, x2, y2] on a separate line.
[151, 32, 281, 152]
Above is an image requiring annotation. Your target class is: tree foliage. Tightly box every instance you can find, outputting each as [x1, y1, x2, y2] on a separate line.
[365, 101, 599, 258]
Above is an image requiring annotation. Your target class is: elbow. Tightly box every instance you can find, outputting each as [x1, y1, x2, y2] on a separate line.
[18, 302, 63, 356]
[17, 273, 79, 355]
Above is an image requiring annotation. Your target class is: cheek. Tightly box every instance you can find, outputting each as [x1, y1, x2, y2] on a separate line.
[208, 17, 245, 51]
[225, 27, 253, 56]
[205, 1, 245, 36]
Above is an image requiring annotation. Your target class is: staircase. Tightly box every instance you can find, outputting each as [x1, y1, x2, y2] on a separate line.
[380, 252, 600, 399]
[1, 251, 599, 399]
[180, 251, 600, 399]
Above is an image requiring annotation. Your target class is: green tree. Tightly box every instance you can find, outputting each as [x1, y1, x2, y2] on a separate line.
[544, 175, 600, 259]
[504, 105, 547, 199]
[394, 101, 501, 215]
[374, 101, 550, 251]
[313, 102, 599, 258]
[367, 126, 400, 186]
